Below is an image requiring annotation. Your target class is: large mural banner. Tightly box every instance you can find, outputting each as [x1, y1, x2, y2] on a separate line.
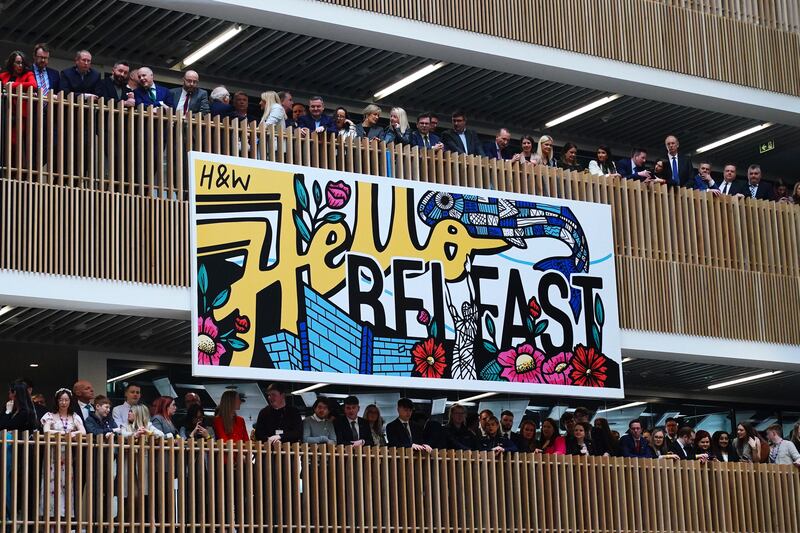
[190, 153, 623, 397]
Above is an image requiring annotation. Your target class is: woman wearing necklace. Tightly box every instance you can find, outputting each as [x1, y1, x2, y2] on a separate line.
[40, 388, 86, 523]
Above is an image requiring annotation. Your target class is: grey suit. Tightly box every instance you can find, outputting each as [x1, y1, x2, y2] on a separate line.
[170, 87, 210, 115]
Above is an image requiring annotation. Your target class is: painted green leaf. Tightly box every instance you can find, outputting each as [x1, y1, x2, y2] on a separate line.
[533, 319, 549, 337]
[211, 289, 230, 309]
[294, 175, 309, 211]
[227, 337, 249, 351]
[293, 210, 312, 242]
[595, 294, 605, 327]
[198, 264, 208, 295]
[591, 324, 601, 350]
[323, 212, 346, 223]
[525, 316, 535, 333]
[429, 321, 438, 339]
[312, 180, 322, 206]
[485, 315, 496, 339]
[482, 340, 498, 354]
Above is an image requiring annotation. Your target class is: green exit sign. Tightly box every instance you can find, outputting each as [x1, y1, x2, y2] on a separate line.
[759, 140, 775, 154]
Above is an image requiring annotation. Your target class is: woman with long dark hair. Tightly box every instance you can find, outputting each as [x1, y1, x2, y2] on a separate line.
[588, 145, 620, 177]
[711, 430, 740, 462]
[536, 417, 566, 454]
[0, 381, 39, 432]
[559, 142, 583, 171]
[592, 417, 618, 457]
[734, 422, 764, 463]
[0, 51, 37, 156]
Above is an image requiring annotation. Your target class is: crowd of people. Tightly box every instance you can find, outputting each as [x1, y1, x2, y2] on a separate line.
[1, 45, 797, 204]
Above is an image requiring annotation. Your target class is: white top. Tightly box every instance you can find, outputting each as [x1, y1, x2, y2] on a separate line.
[261, 102, 285, 126]
[588, 160, 616, 176]
[112, 402, 135, 428]
[41, 412, 86, 435]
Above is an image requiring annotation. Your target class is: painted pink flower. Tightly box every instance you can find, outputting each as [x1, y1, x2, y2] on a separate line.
[197, 316, 225, 365]
[542, 352, 574, 386]
[416, 309, 431, 325]
[325, 180, 351, 209]
[497, 343, 545, 383]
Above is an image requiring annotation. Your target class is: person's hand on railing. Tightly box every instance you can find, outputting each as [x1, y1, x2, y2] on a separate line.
[300, 127, 310, 138]
[351, 439, 366, 448]
[492, 445, 505, 455]
[412, 443, 432, 453]
[267, 434, 282, 447]
[432, 142, 444, 151]
[124, 92, 135, 107]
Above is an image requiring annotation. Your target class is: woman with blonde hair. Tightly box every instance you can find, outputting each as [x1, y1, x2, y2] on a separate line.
[259, 90, 286, 126]
[355, 104, 383, 140]
[531, 135, 557, 167]
[121, 404, 164, 438]
[382, 107, 413, 145]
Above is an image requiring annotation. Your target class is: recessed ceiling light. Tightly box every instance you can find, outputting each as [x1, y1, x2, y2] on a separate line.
[545, 94, 622, 128]
[459, 392, 497, 403]
[107, 368, 149, 383]
[595, 401, 646, 413]
[179, 25, 242, 68]
[292, 383, 328, 395]
[373, 62, 447, 100]
[29, 363, 39, 368]
[707, 370, 782, 390]
[0, 305, 15, 317]
[695, 123, 773, 154]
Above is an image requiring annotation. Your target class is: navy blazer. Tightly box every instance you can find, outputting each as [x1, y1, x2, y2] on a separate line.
[60, 67, 100, 96]
[333, 416, 375, 446]
[210, 101, 234, 118]
[616, 158, 647, 180]
[718, 179, 749, 197]
[297, 113, 337, 134]
[746, 181, 774, 200]
[94, 77, 133, 103]
[32, 66, 61, 95]
[385, 418, 423, 448]
[441, 128, 485, 156]
[412, 130, 441, 149]
[483, 141, 513, 160]
[666, 154, 694, 187]
[669, 440, 696, 460]
[134, 84, 174, 108]
[619, 434, 654, 458]
[84, 413, 118, 435]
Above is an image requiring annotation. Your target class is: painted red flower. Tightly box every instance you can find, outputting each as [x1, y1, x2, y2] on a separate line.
[325, 180, 351, 209]
[234, 315, 250, 333]
[528, 297, 542, 319]
[197, 316, 225, 365]
[569, 344, 608, 387]
[497, 343, 545, 383]
[411, 337, 447, 378]
[542, 352, 574, 386]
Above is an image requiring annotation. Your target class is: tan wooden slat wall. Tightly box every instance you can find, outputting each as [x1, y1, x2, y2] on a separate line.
[660, 0, 800, 33]
[1, 85, 799, 344]
[317, 0, 800, 96]
[1, 431, 799, 533]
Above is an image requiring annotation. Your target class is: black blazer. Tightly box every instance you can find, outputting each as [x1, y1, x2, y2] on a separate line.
[441, 129, 484, 156]
[32, 66, 61, 95]
[60, 66, 100, 96]
[444, 423, 478, 450]
[483, 141, 513, 160]
[747, 181, 774, 200]
[94, 77, 132, 103]
[712, 447, 740, 463]
[210, 101, 234, 118]
[385, 418, 423, 448]
[718, 179, 749, 196]
[333, 416, 374, 446]
[616, 158, 646, 181]
[566, 438, 596, 456]
[666, 154, 694, 187]
[670, 441, 696, 460]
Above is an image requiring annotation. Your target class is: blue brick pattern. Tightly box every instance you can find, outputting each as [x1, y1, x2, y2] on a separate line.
[262, 331, 303, 370]
[372, 337, 417, 376]
[360, 327, 374, 374]
[303, 286, 362, 374]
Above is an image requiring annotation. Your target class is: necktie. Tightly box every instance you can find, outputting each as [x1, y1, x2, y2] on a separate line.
[183, 93, 190, 115]
[635, 439, 640, 453]
[750, 185, 757, 198]
[497, 147, 502, 159]
[723, 182, 729, 194]
[150, 87, 157, 103]
[36, 68, 48, 96]
[671, 156, 679, 184]
[403, 422, 412, 442]
[350, 420, 358, 440]
[424, 135, 430, 149]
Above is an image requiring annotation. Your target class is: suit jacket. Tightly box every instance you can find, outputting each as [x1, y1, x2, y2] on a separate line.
[94, 77, 132, 103]
[616, 158, 646, 181]
[210, 100, 234, 118]
[385, 418, 423, 448]
[483, 141, 513, 160]
[441, 128, 484, 156]
[297, 113, 337, 134]
[746, 181, 774, 200]
[670, 440, 696, 460]
[619, 434, 654, 458]
[31, 65, 61, 95]
[717, 179, 749, 197]
[666, 153, 694, 187]
[334, 416, 374, 446]
[60, 67, 100, 96]
[170, 87, 211, 115]
[412, 130, 441, 149]
[134, 84, 174, 108]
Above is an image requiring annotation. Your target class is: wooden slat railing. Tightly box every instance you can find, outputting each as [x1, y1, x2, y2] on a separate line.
[317, 0, 800, 96]
[2, 431, 799, 533]
[1, 85, 799, 344]
[660, 0, 800, 33]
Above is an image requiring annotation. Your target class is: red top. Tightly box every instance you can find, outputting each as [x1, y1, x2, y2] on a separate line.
[213, 415, 249, 442]
[0, 70, 37, 117]
[543, 435, 567, 455]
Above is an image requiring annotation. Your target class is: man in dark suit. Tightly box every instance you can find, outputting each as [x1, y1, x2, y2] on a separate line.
[334, 395, 374, 447]
[499, 410, 517, 441]
[616, 148, 652, 181]
[412, 113, 443, 150]
[440, 110, 484, 156]
[670, 426, 696, 460]
[717, 164, 749, 197]
[134, 66, 174, 108]
[483, 128, 513, 160]
[60, 50, 100, 97]
[745, 164, 774, 200]
[94, 60, 135, 105]
[618, 419, 654, 458]
[170, 70, 210, 116]
[71, 379, 95, 424]
[665, 135, 694, 187]
[31, 43, 60, 98]
[297, 96, 337, 136]
[664, 417, 680, 448]
[385, 398, 431, 451]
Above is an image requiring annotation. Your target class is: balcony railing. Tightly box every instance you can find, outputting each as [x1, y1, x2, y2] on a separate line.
[659, 0, 800, 33]
[1, 85, 798, 345]
[2, 431, 799, 532]
[318, 0, 800, 96]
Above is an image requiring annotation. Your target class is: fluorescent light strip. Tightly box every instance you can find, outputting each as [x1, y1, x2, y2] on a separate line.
[621, 357, 634, 363]
[459, 392, 497, 403]
[107, 368, 148, 383]
[596, 401, 646, 413]
[181, 25, 243, 67]
[707, 370, 783, 390]
[373, 62, 447, 100]
[0, 305, 15, 317]
[545, 94, 622, 128]
[292, 383, 328, 395]
[695, 123, 773, 154]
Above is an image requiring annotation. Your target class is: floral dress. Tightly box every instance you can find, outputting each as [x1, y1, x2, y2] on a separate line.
[40, 412, 86, 517]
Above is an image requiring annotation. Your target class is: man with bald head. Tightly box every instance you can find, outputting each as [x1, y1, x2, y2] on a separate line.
[171, 70, 210, 115]
[72, 379, 96, 423]
[134, 66, 174, 108]
[664, 134, 694, 187]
